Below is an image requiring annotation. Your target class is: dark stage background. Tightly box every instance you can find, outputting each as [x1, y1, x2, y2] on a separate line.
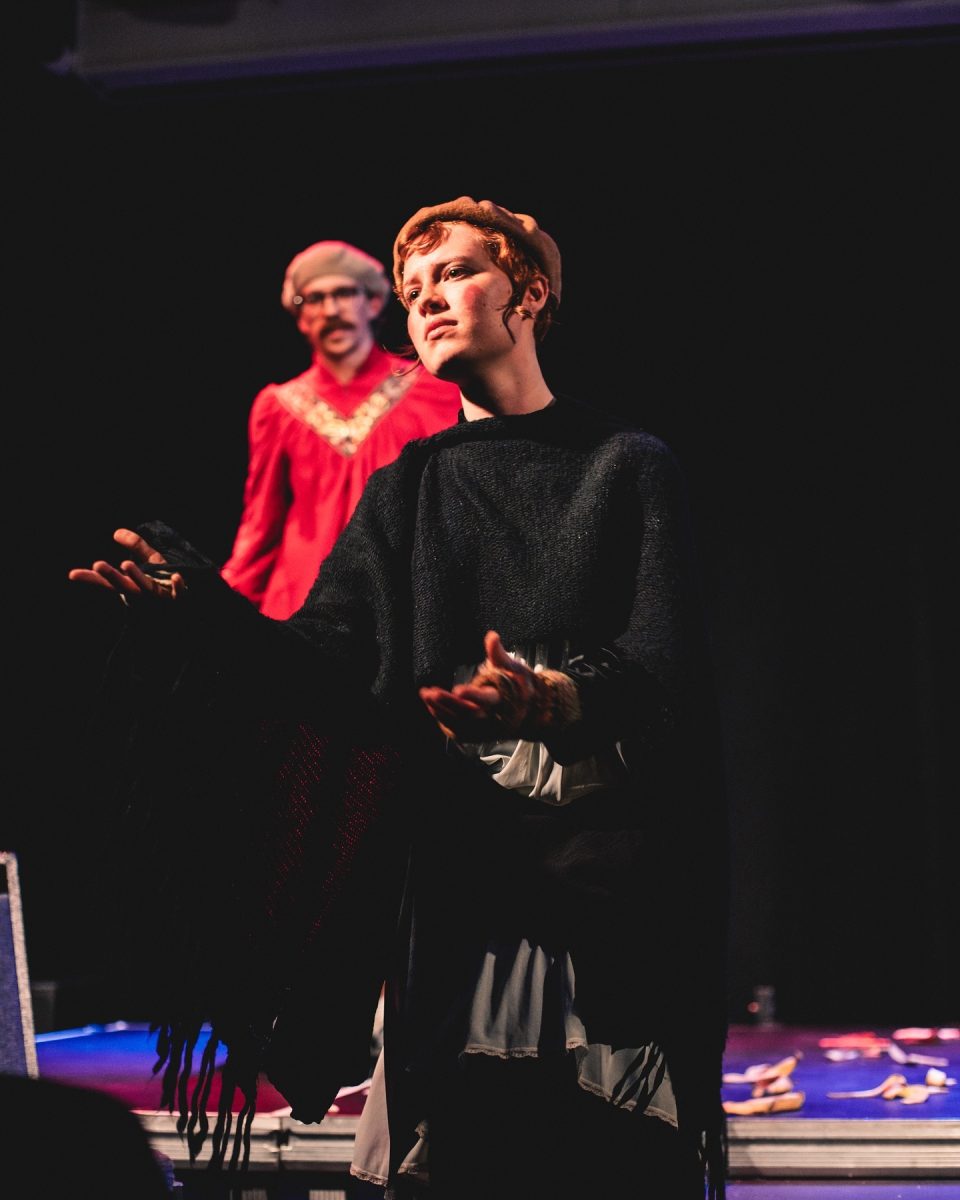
[7, 13, 958, 1036]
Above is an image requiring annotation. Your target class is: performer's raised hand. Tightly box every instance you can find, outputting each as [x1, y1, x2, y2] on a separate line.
[68, 528, 186, 605]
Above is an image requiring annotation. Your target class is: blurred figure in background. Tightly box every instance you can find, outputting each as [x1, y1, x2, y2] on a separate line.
[221, 239, 461, 618]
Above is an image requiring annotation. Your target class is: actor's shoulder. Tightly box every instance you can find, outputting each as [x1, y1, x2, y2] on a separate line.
[358, 424, 450, 483]
[388, 417, 468, 462]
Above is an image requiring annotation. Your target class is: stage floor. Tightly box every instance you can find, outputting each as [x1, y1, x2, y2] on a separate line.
[32, 1021, 960, 1196]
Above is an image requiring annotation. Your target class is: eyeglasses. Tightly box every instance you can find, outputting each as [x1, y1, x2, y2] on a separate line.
[293, 285, 362, 307]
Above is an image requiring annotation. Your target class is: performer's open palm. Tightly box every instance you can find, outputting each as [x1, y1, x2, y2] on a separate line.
[68, 528, 186, 604]
[419, 630, 538, 742]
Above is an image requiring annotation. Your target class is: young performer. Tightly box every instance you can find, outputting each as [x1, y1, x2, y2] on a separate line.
[69, 196, 729, 1199]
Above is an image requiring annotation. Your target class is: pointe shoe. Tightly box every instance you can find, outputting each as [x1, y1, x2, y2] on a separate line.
[723, 1090, 805, 1115]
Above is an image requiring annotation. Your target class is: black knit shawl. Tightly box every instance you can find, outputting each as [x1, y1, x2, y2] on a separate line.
[103, 395, 727, 1195]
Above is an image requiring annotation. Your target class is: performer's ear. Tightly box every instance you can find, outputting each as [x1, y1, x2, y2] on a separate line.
[522, 274, 549, 316]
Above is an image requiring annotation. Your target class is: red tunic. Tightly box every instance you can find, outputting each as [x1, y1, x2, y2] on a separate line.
[221, 346, 461, 618]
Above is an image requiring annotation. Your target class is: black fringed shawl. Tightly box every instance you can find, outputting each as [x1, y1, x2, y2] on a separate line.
[94, 541, 413, 1167]
[95, 395, 729, 1196]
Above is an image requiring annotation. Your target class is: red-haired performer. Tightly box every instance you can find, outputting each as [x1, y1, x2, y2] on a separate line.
[70, 198, 729, 1200]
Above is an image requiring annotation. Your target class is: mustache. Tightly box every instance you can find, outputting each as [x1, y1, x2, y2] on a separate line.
[321, 319, 355, 335]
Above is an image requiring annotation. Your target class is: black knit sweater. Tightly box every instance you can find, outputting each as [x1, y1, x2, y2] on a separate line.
[110, 394, 728, 1194]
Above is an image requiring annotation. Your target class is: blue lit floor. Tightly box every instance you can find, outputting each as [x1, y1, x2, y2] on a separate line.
[33, 1021, 960, 1195]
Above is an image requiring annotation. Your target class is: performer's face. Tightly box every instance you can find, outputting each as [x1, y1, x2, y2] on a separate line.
[294, 273, 383, 362]
[402, 223, 522, 382]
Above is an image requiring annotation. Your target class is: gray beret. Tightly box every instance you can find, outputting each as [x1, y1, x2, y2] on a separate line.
[281, 240, 391, 313]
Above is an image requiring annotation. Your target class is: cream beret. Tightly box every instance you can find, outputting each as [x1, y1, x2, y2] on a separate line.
[392, 197, 562, 303]
[281, 240, 391, 313]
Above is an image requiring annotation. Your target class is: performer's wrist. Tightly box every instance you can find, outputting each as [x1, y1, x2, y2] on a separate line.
[524, 668, 581, 735]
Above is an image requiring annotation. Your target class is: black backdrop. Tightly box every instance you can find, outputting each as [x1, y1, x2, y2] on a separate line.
[7, 20, 958, 1033]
